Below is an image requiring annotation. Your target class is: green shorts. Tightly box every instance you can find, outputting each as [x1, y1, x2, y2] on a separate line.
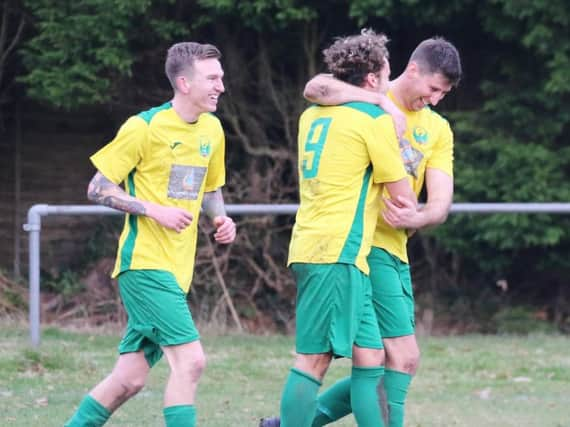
[292, 263, 382, 358]
[117, 270, 200, 367]
[368, 247, 415, 338]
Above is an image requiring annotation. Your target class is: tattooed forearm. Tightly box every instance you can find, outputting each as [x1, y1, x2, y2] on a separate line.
[316, 84, 330, 98]
[99, 195, 146, 215]
[202, 188, 226, 219]
[87, 172, 146, 215]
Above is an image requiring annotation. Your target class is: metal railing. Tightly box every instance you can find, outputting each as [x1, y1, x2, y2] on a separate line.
[24, 203, 570, 347]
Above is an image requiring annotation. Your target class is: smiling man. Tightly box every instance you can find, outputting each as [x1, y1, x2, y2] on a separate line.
[64, 42, 236, 427]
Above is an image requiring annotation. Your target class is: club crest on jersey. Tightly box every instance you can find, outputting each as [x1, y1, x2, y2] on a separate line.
[199, 136, 211, 157]
[413, 126, 429, 144]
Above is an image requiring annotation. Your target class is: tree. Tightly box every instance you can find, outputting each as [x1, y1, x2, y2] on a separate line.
[14, 0, 570, 329]
[20, 0, 194, 109]
[0, 0, 25, 127]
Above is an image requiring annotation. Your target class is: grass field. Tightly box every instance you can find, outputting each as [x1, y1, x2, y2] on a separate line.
[0, 324, 569, 426]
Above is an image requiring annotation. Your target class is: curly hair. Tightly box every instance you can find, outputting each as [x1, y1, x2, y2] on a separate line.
[323, 29, 389, 86]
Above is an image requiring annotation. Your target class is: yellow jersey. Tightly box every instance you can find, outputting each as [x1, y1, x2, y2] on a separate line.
[90, 102, 226, 292]
[288, 102, 407, 274]
[373, 92, 454, 263]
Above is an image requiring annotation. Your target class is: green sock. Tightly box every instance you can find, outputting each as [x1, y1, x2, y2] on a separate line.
[64, 395, 111, 427]
[350, 366, 385, 427]
[382, 369, 412, 427]
[163, 404, 196, 427]
[312, 376, 352, 426]
[280, 367, 322, 427]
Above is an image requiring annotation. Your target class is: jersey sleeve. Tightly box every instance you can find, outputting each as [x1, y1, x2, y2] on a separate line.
[204, 122, 226, 192]
[367, 114, 408, 184]
[426, 117, 454, 177]
[90, 116, 148, 184]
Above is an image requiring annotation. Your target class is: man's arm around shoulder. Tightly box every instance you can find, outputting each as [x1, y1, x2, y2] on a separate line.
[304, 74, 406, 137]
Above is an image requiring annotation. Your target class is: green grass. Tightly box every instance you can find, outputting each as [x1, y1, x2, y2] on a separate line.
[0, 323, 569, 426]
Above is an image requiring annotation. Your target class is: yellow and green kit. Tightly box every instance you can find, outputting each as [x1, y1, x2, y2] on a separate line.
[90, 102, 226, 293]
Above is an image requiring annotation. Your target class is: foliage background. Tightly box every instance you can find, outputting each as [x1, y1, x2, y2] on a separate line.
[1, 0, 569, 332]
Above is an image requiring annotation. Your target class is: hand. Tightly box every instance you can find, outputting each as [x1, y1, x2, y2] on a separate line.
[213, 216, 236, 244]
[382, 196, 422, 230]
[146, 204, 193, 233]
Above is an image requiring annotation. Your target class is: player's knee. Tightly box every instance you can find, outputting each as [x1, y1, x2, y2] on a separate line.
[190, 353, 207, 380]
[404, 348, 420, 374]
[386, 345, 420, 374]
[172, 353, 207, 383]
[115, 372, 147, 398]
[353, 346, 385, 367]
[294, 353, 332, 380]
[128, 376, 147, 396]
[396, 346, 420, 374]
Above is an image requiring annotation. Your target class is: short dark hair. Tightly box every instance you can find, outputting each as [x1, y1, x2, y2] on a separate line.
[165, 42, 221, 89]
[410, 37, 462, 87]
[323, 29, 389, 87]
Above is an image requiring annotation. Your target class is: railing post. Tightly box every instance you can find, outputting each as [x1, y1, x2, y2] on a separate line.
[23, 204, 48, 348]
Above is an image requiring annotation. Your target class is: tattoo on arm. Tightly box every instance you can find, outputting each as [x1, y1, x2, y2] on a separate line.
[202, 188, 226, 219]
[316, 84, 330, 98]
[87, 172, 146, 215]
